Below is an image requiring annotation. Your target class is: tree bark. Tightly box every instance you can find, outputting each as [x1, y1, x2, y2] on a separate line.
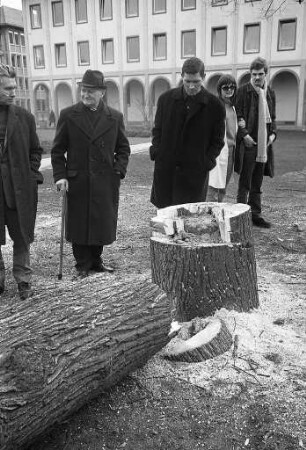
[0, 274, 171, 450]
[150, 203, 259, 321]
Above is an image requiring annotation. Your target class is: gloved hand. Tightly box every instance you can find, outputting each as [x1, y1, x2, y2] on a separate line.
[243, 134, 257, 148]
[56, 178, 69, 194]
[268, 133, 276, 147]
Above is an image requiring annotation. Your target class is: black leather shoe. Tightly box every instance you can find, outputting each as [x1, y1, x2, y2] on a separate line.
[252, 216, 271, 229]
[76, 270, 89, 278]
[91, 262, 114, 273]
[18, 282, 32, 300]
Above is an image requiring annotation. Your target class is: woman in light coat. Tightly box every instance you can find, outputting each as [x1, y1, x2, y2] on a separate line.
[207, 75, 243, 202]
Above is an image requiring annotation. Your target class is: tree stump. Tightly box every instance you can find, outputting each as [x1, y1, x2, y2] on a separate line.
[164, 317, 233, 363]
[150, 202, 259, 321]
[0, 273, 171, 450]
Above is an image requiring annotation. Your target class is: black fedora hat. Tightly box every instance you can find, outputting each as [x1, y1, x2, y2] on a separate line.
[78, 69, 106, 89]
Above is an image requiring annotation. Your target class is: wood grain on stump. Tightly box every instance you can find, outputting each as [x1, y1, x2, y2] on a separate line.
[150, 202, 259, 321]
[164, 317, 232, 363]
[0, 274, 171, 450]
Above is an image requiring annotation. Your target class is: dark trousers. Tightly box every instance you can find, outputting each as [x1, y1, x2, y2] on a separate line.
[0, 206, 31, 284]
[237, 146, 265, 217]
[72, 244, 103, 271]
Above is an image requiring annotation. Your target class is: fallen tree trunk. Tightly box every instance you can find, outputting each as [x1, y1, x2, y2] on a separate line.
[0, 273, 171, 449]
[150, 202, 259, 321]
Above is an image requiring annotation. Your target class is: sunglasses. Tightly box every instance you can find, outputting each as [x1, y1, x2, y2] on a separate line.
[221, 85, 235, 91]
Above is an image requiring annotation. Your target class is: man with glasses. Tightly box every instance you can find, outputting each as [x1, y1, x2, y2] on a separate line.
[235, 57, 277, 228]
[0, 64, 43, 299]
[149, 57, 225, 208]
[52, 70, 130, 278]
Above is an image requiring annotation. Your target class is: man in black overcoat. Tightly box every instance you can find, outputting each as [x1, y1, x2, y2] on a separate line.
[150, 57, 225, 208]
[51, 70, 130, 277]
[0, 64, 43, 299]
[235, 57, 277, 228]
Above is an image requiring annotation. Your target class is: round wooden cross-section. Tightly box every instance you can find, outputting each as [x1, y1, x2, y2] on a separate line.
[150, 202, 259, 321]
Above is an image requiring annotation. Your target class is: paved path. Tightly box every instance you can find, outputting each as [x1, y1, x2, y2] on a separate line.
[40, 142, 150, 171]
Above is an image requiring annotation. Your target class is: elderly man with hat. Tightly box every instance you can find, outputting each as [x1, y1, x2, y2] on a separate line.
[0, 63, 43, 299]
[51, 69, 130, 277]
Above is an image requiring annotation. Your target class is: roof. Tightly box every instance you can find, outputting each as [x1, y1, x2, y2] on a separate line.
[0, 6, 23, 29]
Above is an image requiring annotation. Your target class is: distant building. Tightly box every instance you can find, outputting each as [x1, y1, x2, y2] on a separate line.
[0, 5, 31, 111]
[22, 0, 306, 129]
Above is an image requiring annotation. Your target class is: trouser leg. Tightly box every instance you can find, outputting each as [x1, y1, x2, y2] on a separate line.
[12, 242, 31, 284]
[5, 207, 32, 284]
[206, 186, 219, 202]
[72, 244, 93, 272]
[248, 162, 265, 217]
[0, 247, 5, 287]
[91, 246, 103, 267]
[237, 147, 256, 205]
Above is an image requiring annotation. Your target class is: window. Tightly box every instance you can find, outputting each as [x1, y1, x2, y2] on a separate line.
[153, 0, 166, 14]
[212, 0, 228, 5]
[153, 33, 167, 60]
[77, 41, 90, 65]
[11, 54, 16, 67]
[23, 55, 27, 67]
[30, 4, 42, 29]
[244, 23, 260, 53]
[9, 31, 14, 44]
[127, 36, 140, 62]
[100, 0, 112, 20]
[20, 33, 25, 46]
[14, 32, 20, 45]
[211, 27, 227, 55]
[181, 30, 196, 58]
[278, 19, 296, 51]
[181, 0, 196, 10]
[55, 43, 67, 67]
[25, 78, 29, 89]
[102, 39, 114, 63]
[126, 0, 139, 17]
[52, 1, 64, 26]
[18, 77, 23, 89]
[17, 55, 22, 67]
[75, 0, 87, 23]
[33, 45, 45, 68]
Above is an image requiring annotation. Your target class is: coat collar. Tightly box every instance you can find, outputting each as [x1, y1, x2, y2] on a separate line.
[246, 81, 273, 101]
[5, 104, 18, 149]
[70, 101, 115, 141]
[171, 86, 210, 105]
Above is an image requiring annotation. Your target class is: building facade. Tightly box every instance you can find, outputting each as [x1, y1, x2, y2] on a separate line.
[0, 5, 31, 111]
[22, 0, 306, 128]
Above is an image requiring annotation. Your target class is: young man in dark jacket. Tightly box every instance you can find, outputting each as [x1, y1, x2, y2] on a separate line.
[0, 64, 43, 299]
[235, 57, 277, 228]
[150, 57, 225, 208]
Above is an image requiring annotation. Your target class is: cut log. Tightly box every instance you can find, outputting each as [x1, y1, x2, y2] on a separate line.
[164, 317, 232, 362]
[0, 273, 171, 450]
[150, 202, 259, 321]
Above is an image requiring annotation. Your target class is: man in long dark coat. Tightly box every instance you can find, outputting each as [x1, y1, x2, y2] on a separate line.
[0, 64, 43, 299]
[51, 70, 130, 278]
[149, 57, 225, 208]
[235, 57, 277, 229]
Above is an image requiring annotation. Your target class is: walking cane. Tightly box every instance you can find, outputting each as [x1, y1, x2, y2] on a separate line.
[58, 188, 67, 280]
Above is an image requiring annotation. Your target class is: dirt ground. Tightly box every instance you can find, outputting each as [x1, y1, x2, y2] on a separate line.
[1, 130, 306, 449]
